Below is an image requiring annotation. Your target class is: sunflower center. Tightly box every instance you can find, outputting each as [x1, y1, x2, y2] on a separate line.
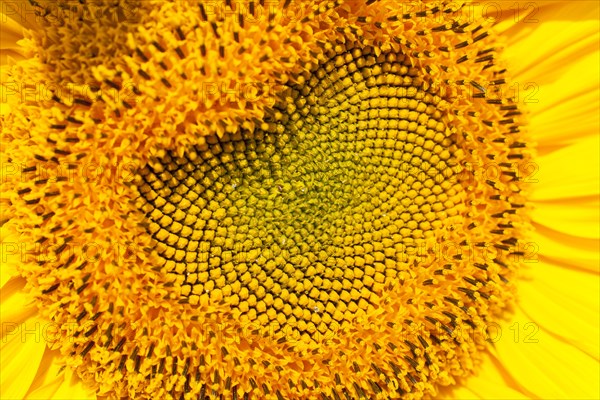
[136, 43, 464, 342]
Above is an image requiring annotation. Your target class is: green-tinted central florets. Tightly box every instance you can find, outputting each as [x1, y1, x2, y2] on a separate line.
[136, 45, 463, 343]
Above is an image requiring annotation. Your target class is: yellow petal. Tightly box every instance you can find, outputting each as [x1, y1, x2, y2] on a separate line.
[529, 52, 599, 151]
[0, 12, 25, 48]
[440, 351, 534, 399]
[1, 277, 38, 337]
[439, 349, 535, 399]
[518, 260, 599, 360]
[0, 3, 42, 31]
[532, 199, 599, 239]
[496, 0, 600, 39]
[23, 348, 63, 399]
[1, 48, 26, 66]
[25, 353, 96, 400]
[498, 4, 599, 149]
[494, 308, 600, 399]
[504, 12, 599, 85]
[521, 255, 599, 316]
[462, 354, 533, 400]
[515, 21, 597, 84]
[0, 12, 26, 67]
[1, 222, 22, 288]
[1, 317, 47, 399]
[0, 272, 11, 292]
[528, 224, 599, 274]
[530, 135, 600, 201]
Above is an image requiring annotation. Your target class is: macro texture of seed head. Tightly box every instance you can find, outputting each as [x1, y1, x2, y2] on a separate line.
[1, 1, 533, 399]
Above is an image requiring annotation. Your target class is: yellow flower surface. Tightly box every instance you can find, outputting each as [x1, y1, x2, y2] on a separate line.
[1, 1, 598, 399]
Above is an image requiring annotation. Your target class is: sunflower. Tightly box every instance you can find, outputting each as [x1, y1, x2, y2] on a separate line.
[1, 0, 598, 399]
